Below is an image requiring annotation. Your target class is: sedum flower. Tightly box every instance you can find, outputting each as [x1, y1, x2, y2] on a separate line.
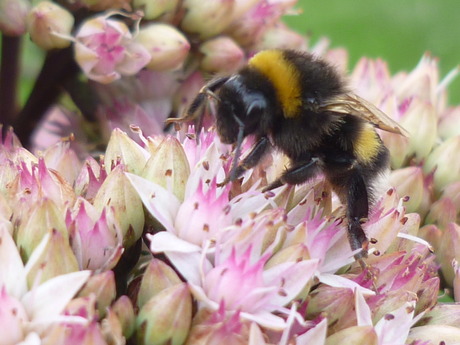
[74, 12, 151, 84]
[0, 226, 91, 343]
[26, 1, 74, 50]
[135, 23, 190, 71]
[78, 271, 116, 317]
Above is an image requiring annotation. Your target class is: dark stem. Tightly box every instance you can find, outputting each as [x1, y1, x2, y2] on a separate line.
[12, 46, 80, 148]
[0, 34, 21, 134]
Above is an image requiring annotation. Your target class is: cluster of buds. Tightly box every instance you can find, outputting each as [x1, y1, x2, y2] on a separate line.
[1, 0, 308, 147]
[1, 118, 459, 343]
[2, 0, 460, 344]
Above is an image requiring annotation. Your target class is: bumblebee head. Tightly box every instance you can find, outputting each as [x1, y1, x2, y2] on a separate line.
[215, 74, 274, 144]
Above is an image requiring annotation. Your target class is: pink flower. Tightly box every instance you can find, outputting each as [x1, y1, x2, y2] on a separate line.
[74, 12, 150, 84]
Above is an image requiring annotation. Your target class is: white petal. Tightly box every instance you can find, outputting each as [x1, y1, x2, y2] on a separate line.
[375, 299, 416, 344]
[249, 323, 268, 345]
[317, 273, 375, 296]
[0, 225, 27, 298]
[22, 270, 91, 323]
[355, 289, 372, 326]
[126, 173, 180, 232]
[240, 310, 287, 331]
[296, 318, 328, 345]
[265, 259, 319, 306]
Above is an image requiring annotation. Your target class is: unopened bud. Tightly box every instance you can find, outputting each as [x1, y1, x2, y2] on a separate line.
[199, 36, 244, 73]
[424, 135, 460, 193]
[135, 23, 190, 71]
[136, 283, 192, 345]
[0, 0, 29, 36]
[27, 1, 74, 50]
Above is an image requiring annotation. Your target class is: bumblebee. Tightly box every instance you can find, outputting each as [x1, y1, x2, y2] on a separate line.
[167, 49, 408, 261]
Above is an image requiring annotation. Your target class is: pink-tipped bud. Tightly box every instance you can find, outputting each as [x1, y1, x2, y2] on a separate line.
[438, 223, 460, 286]
[325, 326, 378, 345]
[400, 98, 437, 162]
[26, 1, 74, 50]
[254, 24, 308, 51]
[135, 23, 190, 71]
[390, 167, 425, 214]
[104, 128, 149, 175]
[199, 36, 244, 73]
[93, 165, 145, 247]
[439, 106, 460, 140]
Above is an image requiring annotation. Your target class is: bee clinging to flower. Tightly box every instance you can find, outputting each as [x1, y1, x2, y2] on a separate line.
[167, 49, 408, 261]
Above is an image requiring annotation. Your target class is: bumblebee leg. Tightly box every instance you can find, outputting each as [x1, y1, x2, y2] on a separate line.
[344, 168, 370, 260]
[219, 136, 271, 186]
[165, 76, 230, 125]
[262, 157, 320, 192]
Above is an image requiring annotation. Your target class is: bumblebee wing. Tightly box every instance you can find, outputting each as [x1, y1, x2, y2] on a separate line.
[320, 93, 409, 137]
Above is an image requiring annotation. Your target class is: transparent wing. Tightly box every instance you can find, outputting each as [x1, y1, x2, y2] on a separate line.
[319, 93, 409, 137]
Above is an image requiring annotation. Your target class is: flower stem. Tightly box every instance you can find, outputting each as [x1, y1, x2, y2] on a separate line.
[0, 34, 21, 135]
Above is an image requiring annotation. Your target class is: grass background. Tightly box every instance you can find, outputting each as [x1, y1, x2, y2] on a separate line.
[284, 0, 460, 104]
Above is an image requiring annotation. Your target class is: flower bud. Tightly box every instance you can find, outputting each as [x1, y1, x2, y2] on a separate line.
[137, 258, 182, 308]
[379, 129, 410, 169]
[142, 136, 190, 201]
[199, 36, 244, 73]
[439, 106, 460, 139]
[136, 283, 192, 345]
[133, 0, 179, 20]
[135, 23, 190, 71]
[418, 304, 460, 327]
[425, 197, 456, 229]
[254, 24, 307, 51]
[15, 198, 68, 262]
[0, 0, 29, 36]
[27, 1, 74, 50]
[390, 167, 425, 214]
[111, 295, 135, 338]
[43, 140, 82, 186]
[26, 229, 78, 287]
[400, 98, 437, 162]
[104, 128, 149, 175]
[79, 271, 116, 317]
[181, 0, 235, 39]
[407, 325, 460, 344]
[424, 135, 460, 193]
[93, 165, 145, 247]
[437, 222, 460, 286]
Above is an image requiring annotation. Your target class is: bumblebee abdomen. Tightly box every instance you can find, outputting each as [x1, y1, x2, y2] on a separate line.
[353, 123, 383, 165]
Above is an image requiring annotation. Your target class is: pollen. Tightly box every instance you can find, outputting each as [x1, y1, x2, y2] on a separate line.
[249, 50, 302, 118]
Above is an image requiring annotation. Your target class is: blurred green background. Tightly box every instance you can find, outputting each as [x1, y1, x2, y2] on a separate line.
[284, 0, 460, 104]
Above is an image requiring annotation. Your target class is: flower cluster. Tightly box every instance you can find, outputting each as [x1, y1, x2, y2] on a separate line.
[1, 0, 460, 344]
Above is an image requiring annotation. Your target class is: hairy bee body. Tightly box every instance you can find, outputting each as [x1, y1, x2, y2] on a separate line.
[168, 49, 406, 260]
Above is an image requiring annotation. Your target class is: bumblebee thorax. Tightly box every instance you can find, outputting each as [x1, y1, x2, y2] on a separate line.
[248, 50, 302, 118]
